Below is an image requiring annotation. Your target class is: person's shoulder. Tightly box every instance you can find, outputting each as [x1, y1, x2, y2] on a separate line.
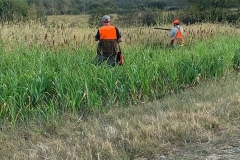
[98, 26, 104, 30]
[114, 26, 120, 30]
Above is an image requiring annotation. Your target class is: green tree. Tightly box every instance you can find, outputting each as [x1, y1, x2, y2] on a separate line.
[21, 0, 186, 16]
[147, 1, 167, 10]
[0, 0, 29, 22]
[185, 0, 239, 9]
[26, 0, 45, 20]
[179, 0, 240, 24]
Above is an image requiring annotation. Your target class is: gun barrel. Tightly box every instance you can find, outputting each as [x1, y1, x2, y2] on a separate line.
[154, 27, 171, 31]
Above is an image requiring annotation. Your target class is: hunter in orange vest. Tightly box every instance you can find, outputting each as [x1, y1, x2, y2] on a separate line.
[94, 15, 123, 67]
[169, 19, 185, 46]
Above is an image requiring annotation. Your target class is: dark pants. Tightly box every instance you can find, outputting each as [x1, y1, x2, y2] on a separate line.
[94, 54, 117, 67]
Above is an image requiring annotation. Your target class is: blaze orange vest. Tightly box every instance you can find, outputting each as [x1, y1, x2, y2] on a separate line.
[99, 26, 117, 40]
[174, 28, 185, 44]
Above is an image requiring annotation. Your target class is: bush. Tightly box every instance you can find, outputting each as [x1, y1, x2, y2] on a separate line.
[116, 9, 175, 27]
[140, 11, 157, 26]
[233, 48, 240, 72]
[0, 0, 29, 22]
[179, 0, 240, 24]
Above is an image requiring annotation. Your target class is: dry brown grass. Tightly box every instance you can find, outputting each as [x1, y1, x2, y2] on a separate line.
[0, 73, 239, 159]
[1, 16, 240, 52]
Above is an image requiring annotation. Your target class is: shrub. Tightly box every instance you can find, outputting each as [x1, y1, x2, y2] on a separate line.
[0, 0, 29, 22]
[233, 48, 240, 72]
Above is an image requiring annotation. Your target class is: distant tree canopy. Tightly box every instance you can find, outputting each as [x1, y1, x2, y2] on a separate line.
[24, 0, 185, 15]
[0, 0, 239, 26]
[185, 0, 239, 10]
[147, 1, 167, 10]
[180, 0, 240, 24]
[0, 0, 186, 23]
[0, 0, 29, 22]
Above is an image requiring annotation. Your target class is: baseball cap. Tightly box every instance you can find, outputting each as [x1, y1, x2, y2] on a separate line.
[102, 15, 110, 22]
[172, 19, 180, 24]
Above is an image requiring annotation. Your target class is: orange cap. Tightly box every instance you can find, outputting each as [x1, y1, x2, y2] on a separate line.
[172, 19, 180, 24]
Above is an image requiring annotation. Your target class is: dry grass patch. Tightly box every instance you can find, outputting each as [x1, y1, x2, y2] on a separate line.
[1, 19, 240, 52]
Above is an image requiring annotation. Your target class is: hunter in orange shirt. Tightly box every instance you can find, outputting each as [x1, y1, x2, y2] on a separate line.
[169, 19, 185, 46]
[94, 15, 123, 67]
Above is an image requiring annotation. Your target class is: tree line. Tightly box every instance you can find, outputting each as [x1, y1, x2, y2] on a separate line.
[0, 0, 239, 26]
[26, 0, 185, 15]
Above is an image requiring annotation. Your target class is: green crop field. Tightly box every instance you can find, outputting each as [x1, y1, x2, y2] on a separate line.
[0, 16, 240, 159]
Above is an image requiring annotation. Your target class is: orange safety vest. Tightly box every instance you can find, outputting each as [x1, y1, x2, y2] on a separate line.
[174, 28, 185, 45]
[99, 26, 117, 40]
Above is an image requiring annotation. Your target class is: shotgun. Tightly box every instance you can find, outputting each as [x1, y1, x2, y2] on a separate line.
[154, 27, 171, 31]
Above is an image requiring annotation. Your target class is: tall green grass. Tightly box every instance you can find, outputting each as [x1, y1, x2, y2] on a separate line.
[0, 34, 239, 123]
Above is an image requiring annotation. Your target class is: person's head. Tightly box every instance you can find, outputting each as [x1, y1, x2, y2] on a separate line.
[102, 15, 110, 25]
[172, 19, 180, 26]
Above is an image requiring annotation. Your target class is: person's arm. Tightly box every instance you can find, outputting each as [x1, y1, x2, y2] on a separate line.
[115, 27, 123, 43]
[95, 30, 100, 41]
[169, 28, 177, 40]
[180, 27, 184, 34]
[169, 28, 177, 45]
